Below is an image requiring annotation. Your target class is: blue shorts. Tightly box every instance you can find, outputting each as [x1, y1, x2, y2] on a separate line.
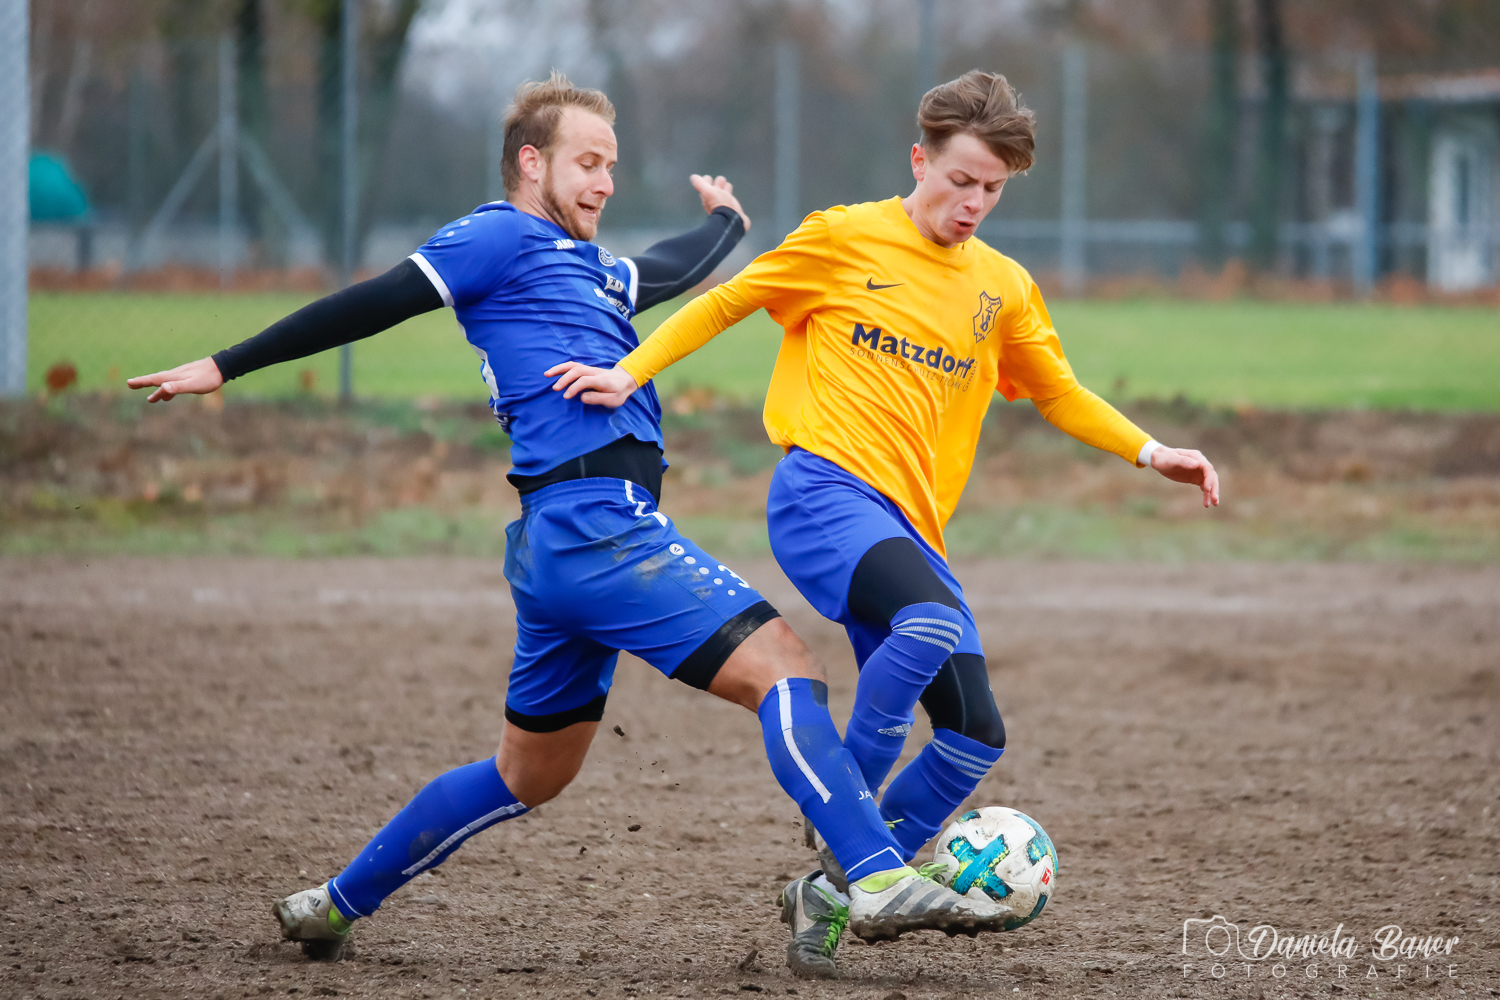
[765, 448, 983, 667]
[501, 478, 777, 729]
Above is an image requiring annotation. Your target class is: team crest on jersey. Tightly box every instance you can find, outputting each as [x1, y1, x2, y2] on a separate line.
[597, 247, 616, 267]
[972, 291, 1002, 342]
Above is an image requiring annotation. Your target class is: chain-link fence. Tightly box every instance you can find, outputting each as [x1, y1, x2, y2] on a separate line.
[13, 0, 1500, 399]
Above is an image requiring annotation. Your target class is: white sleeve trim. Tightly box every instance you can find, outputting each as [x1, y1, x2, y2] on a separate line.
[1137, 439, 1162, 468]
[408, 252, 454, 308]
[621, 257, 639, 308]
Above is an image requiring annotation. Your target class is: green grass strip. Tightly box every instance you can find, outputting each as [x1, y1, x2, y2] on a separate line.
[27, 291, 1500, 411]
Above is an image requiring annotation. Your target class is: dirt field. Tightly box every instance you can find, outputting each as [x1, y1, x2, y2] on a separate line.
[3, 557, 1498, 1000]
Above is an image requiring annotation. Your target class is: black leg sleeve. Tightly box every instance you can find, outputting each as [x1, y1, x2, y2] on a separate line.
[846, 536, 962, 624]
[919, 653, 1007, 749]
[211, 258, 445, 381]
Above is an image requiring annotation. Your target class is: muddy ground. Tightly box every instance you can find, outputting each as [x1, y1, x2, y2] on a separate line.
[2, 557, 1497, 1000]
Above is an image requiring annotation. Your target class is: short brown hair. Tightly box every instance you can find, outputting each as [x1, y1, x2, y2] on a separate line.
[501, 70, 616, 195]
[918, 70, 1036, 172]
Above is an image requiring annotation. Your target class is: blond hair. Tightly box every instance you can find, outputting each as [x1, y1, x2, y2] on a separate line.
[501, 70, 616, 194]
[918, 70, 1036, 172]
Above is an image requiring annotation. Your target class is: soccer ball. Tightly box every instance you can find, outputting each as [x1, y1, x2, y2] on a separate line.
[930, 806, 1057, 930]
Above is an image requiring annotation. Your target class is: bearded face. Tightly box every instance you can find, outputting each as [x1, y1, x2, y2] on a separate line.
[540, 162, 599, 242]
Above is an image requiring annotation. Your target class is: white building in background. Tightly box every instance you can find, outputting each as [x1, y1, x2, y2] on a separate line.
[1293, 66, 1500, 292]
[1428, 114, 1496, 291]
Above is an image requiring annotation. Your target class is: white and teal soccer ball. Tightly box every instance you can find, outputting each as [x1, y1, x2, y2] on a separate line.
[930, 806, 1058, 930]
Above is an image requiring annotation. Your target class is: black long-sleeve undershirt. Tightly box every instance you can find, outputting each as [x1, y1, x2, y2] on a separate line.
[211, 207, 747, 383]
[212, 259, 442, 381]
[631, 206, 745, 312]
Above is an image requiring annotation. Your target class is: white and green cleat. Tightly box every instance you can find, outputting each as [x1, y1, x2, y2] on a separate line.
[847, 865, 1013, 942]
[779, 871, 849, 979]
[272, 883, 353, 961]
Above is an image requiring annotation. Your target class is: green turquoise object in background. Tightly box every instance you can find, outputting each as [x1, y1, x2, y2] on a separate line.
[29, 152, 91, 222]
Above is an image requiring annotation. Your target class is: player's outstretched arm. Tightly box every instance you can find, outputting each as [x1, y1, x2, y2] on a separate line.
[1148, 445, 1220, 507]
[125, 258, 444, 403]
[1032, 386, 1220, 507]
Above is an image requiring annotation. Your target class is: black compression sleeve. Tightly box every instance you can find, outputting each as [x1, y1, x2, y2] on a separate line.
[211, 258, 444, 381]
[628, 206, 746, 313]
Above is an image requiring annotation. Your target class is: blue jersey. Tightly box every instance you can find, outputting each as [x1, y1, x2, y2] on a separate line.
[409, 201, 663, 478]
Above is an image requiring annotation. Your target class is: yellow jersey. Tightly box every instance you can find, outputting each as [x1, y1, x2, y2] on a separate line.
[620, 196, 1150, 556]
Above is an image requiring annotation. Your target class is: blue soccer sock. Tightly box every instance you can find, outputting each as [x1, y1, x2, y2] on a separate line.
[879, 728, 1004, 860]
[843, 602, 966, 791]
[758, 678, 906, 883]
[328, 757, 528, 920]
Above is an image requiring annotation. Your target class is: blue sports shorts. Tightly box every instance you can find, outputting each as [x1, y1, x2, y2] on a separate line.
[765, 447, 983, 667]
[502, 477, 777, 730]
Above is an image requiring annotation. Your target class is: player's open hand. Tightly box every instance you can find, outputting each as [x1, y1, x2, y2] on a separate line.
[1150, 446, 1220, 507]
[126, 357, 225, 403]
[689, 174, 750, 232]
[545, 362, 640, 408]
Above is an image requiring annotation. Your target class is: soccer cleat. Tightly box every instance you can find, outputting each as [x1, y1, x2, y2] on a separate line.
[272, 883, 352, 961]
[846, 866, 1012, 942]
[802, 818, 850, 894]
[779, 870, 849, 980]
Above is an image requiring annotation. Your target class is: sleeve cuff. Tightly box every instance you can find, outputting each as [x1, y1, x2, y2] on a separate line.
[617, 355, 649, 387]
[1137, 439, 1162, 468]
[621, 256, 639, 308]
[408, 252, 454, 308]
[210, 350, 238, 383]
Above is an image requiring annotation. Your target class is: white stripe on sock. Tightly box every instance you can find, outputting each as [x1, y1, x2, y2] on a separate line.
[893, 630, 957, 652]
[930, 743, 991, 779]
[931, 738, 991, 767]
[899, 616, 963, 638]
[326, 878, 367, 919]
[896, 624, 963, 641]
[847, 846, 905, 882]
[776, 678, 833, 804]
[399, 801, 528, 877]
[932, 738, 999, 769]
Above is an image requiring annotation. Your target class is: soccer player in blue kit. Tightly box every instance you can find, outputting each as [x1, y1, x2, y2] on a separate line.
[127, 73, 1011, 973]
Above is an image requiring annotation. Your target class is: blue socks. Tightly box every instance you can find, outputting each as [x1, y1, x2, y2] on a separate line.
[757, 678, 905, 883]
[879, 728, 1004, 859]
[843, 602, 966, 791]
[328, 757, 527, 920]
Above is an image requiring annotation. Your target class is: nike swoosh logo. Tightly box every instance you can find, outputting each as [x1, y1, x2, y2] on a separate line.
[866, 278, 904, 290]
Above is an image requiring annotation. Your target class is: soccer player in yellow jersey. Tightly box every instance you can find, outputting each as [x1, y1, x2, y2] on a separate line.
[550, 70, 1218, 975]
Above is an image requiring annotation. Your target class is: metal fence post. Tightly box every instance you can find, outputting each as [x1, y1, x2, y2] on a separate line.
[917, 0, 936, 100]
[773, 40, 800, 244]
[1353, 51, 1380, 297]
[486, 73, 505, 203]
[219, 34, 239, 290]
[339, 0, 359, 403]
[1060, 43, 1088, 296]
[0, 0, 27, 398]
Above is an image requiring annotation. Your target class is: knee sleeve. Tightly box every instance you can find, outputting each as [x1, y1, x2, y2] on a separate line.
[847, 537, 961, 625]
[919, 652, 1006, 749]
